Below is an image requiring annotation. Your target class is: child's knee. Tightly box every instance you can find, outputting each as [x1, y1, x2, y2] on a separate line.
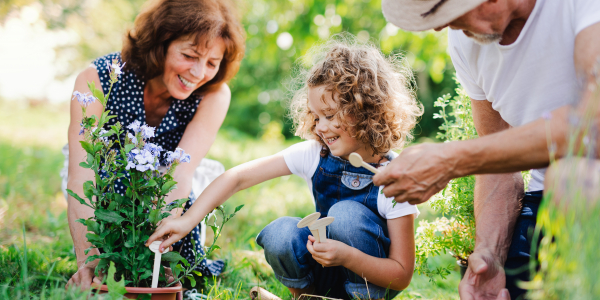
[257, 217, 308, 258]
[328, 201, 371, 230]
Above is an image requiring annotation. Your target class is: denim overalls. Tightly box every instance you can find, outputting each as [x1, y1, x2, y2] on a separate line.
[257, 150, 399, 300]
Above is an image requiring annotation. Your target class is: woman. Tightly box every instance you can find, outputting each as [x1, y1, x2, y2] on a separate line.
[63, 0, 245, 289]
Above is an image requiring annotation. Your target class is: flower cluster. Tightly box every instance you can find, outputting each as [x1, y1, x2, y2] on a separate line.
[126, 147, 160, 172]
[73, 91, 96, 107]
[166, 147, 191, 164]
[127, 120, 155, 141]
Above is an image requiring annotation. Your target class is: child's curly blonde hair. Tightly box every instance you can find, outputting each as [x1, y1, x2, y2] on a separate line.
[289, 35, 423, 155]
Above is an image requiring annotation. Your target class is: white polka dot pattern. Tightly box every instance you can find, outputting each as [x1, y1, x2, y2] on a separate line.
[92, 52, 223, 277]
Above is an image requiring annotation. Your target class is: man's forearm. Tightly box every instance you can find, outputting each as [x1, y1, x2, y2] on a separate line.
[473, 173, 524, 261]
[451, 106, 571, 177]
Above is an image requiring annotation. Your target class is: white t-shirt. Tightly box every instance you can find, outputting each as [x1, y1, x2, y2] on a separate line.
[448, 0, 600, 191]
[280, 140, 419, 220]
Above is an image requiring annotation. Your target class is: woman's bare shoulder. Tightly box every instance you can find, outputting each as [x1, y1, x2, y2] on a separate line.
[75, 66, 101, 87]
[203, 83, 231, 104]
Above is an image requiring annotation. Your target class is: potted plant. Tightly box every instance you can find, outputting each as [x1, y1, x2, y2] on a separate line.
[414, 86, 477, 281]
[68, 60, 241, 299]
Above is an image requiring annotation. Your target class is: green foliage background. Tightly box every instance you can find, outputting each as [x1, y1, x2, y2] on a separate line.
[0, 0, 457, 140]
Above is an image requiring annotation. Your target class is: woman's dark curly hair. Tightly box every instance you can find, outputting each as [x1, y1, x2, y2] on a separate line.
[121, 0, 245, 94]
[290, 35, 423, 155]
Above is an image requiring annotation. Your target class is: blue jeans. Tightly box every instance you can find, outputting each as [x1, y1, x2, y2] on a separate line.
[256, 201, 399, 300]
[505, 191, 543, 300]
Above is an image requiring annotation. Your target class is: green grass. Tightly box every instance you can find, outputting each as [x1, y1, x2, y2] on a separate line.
[0, 100, 459, 299]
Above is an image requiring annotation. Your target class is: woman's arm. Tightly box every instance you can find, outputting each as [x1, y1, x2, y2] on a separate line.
[162, 83, 232, 218]
[146, 153, 292, 252]
[307, 214, 416, 291]
[66, 67, 106, 289]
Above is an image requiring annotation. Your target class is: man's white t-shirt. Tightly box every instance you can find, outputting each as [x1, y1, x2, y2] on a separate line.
[280, 140, 419, 220]
[448, 0, 600, 191]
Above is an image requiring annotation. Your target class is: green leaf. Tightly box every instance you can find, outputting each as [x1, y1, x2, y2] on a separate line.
[95, 209, 126, 224]
[79, 161, 92, 168]
[67, 189, 92, 208]
[85, 219, 100, 233]
[188, 275, 196, 287]
[80, 141, 94, 154]
[146, 180, 157, 187]
[137, 294, 152, 300]
[234, 204, 245, 213]
[161, 181, 177, 195]
[162, 252, 188, 266]
[83, 181, 95, 201]
[148, 209, 161, 224]
[85, 233, 103, 243]
[106, 262, 127, 299]
[88, 81, 106, 107]
[114, 193, 127, 204]
[124, 144, 135, 154]
[93, 143, 103, 153]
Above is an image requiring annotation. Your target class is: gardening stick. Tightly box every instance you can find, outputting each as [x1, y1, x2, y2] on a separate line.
[149, 241, 170, 288]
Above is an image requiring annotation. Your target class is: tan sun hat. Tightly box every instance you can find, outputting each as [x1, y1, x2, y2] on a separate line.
[382, 0, 486, 32]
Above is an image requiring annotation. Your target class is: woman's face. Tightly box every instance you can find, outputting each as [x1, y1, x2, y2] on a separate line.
[162, 36, 226, 100]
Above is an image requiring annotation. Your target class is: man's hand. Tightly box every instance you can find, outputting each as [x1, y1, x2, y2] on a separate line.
[66, 260, 101, 290]
[306, 235, 352, 267]
[373, 143, 458, 205]
[459, 250, 511, 300]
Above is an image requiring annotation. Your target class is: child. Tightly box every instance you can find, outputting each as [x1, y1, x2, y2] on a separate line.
[146, 38, 423, 299]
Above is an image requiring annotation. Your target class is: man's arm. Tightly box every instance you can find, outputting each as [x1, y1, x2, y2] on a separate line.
[373, 22, 600, 205]
[459, 100, 524, 300]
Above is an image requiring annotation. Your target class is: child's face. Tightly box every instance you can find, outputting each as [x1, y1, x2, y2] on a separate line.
[308, 86, 376, 162]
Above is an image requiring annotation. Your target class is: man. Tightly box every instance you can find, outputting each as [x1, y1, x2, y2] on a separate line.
[376, 0, 600, 299]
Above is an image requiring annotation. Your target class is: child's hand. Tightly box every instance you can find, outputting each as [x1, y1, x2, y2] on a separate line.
[306, 235, 353, 267]
[145, 216, 195, 253]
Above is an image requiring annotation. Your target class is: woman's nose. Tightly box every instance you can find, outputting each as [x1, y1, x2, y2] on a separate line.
[190, 62, 204, 79]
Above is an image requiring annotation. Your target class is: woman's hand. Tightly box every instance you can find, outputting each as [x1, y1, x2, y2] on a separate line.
[65, 260, 102, 290]
[306, 235, 353, 267]
[145, 216, 196, 253]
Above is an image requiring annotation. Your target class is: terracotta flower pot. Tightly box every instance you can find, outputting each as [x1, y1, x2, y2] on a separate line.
[93, 283, 183, 300]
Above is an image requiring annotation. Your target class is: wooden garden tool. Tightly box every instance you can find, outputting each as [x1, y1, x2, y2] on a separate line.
[297, 212, 334, 243]
[349, 152, 379, 174]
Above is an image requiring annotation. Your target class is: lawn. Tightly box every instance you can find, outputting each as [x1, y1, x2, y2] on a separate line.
[0, 100, 460, 299]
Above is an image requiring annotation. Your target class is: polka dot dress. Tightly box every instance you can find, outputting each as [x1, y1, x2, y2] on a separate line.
[93, 52, 225, 277]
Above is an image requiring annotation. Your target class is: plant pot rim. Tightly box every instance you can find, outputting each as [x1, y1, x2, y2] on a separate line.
[92, 282, 182, 294]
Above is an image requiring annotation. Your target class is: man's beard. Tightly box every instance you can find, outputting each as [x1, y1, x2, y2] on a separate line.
[468, 32, 503, 45]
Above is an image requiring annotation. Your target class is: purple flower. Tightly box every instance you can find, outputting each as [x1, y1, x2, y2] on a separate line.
[166, 147, 191, 164]
[107, 61, 126, 76]
[128, 132, 137, 145]
[127, 120, 141, 133]
[98, 129, 109, 145]
[144, 142, 163, 157]
[180, 153, 191, 163]
[134, 149, 154, 165]
[126, 161, 136, 170]
[72, 91, 96, 107]
[140, 125, 155, 139]
[136, 163, 154, 172]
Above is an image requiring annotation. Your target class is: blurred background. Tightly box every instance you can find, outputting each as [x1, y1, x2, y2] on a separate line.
[0, 0, 456, 142]
[0, 0, 461, 298]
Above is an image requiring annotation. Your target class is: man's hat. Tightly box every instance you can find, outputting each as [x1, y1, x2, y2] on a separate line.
[382, 0, 486, 31]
